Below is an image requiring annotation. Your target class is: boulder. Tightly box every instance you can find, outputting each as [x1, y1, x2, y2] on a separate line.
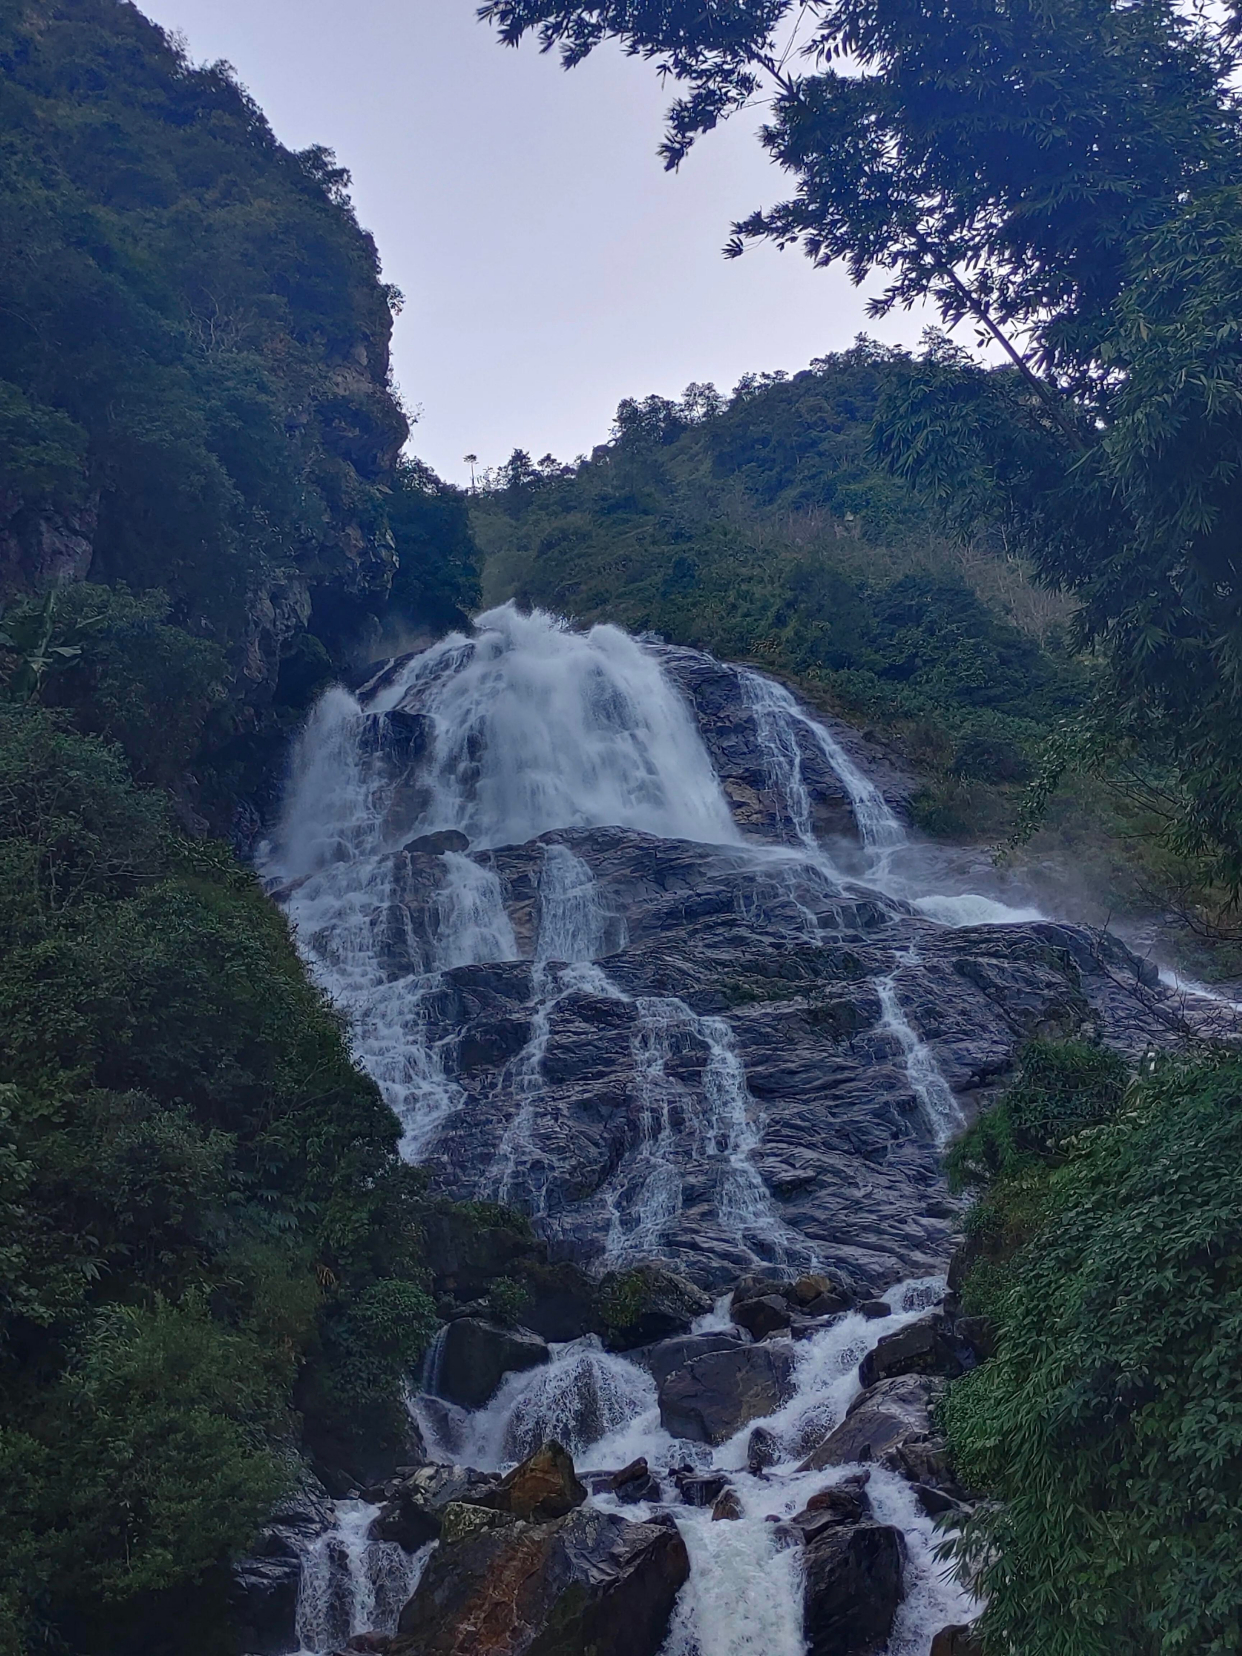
[432, 1318, 549, 1409]
[788, 1272, 851, 1309]
[370, 1465, 502, 1551]
[799, 1374, 937, 1473]
[602, 1264, 712, 1350]
[793, 1473, 872, 1533]
[659, 1343, 797, 1445]
[859, 1300, 892, 1320]
[802, 1522, 906, 1656]
[747, 1425, 781, 1472]
[731, 1293, 793, 1340]
[389, 1506, 689, 1656]
[404, 829, 470, 855]
[642, 1330, 746, 1388]
[485, 1441, 586, 1521]
[610, 1457, 662, 1504]
[712, 1489, 744, 1521]
[930, 1626, 984, 1656]
[858, 1315, 973, 1387]
[954, 1314, 997, 1363]
[673, 1469, 731, 1508]
[439, 1501, 513, 1545]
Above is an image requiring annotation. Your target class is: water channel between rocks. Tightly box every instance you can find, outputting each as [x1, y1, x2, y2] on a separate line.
[259, 603, 1187, 1656]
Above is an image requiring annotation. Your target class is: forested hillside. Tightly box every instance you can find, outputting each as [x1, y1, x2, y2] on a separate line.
[475, 348, 1089, 840]
[0, 3, 476, 1650]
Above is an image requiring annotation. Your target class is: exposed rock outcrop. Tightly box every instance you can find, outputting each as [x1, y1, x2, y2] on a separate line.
[431, 1319, 549, 1409]
[659, 1343, 797, 1444]
[389, 1505, 689, 1656]
[801, 1521, 906, 1656]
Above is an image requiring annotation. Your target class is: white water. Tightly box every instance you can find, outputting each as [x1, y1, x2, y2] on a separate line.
[265, 607, 1029, 1652]
[876, 955, 964, 1148]
[368, 603, 741, 850]
[294, 1502, 429, 1655]
[412, 1277, 975, 1656]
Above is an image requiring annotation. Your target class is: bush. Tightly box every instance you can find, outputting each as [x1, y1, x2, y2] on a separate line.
[943, 1049, 1242, 1656]
[0, 705, 434, 1651]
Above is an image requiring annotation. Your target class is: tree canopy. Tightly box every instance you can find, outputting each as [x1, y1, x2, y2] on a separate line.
[481, 0, 1242, 880]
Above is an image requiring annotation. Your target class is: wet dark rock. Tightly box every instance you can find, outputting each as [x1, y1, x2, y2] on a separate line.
[747, 1425, 782, 1472]
[432, 1317, 549, 1409]
[230, 1479, 334, 1655]
[660, 1342, 797, 1444]
[712, 1488, 744, 1520]
[609, 1457, 663, 1504]
[802, 1522, 906, 1656]
[858, 1314, 975, 1387]
[799, 1374, 938, 1473]
[390, 1504, 689, 1656]
[641, 1330, 747, 1388]
[859, 1300, 893, 1320]
[673, 1469, 732, 1508]
[484, 1441, 586, 1521]
[794, 1473, 872, 1532]
[350, 649, 1171, 1292]
[731, 1293, 793, 1340]
[788, 1272, 854, 1310]
[954, 1313, 997, 1362]
[403, 828, 470, 855]
[601, 1263, 713, 1350]
[370, 1465, 502, 1551]
[913, 1483, 971, 1519]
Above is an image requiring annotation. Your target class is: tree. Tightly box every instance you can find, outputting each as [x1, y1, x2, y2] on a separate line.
[479, 0, 1242, 878]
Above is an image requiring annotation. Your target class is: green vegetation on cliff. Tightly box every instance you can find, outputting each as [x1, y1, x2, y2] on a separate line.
[944, 1042, 1242, 1656]
[0, 0, 479, 828]
[0, 3, 478, 1650]
[477, 344, 1087, 836]
[0, 703, 435, 1656]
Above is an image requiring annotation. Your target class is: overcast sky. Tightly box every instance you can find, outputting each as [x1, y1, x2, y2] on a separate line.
[138, 0, 938, 484]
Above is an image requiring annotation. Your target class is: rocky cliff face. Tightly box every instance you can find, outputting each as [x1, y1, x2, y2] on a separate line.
[265, 605, 1165, 1294]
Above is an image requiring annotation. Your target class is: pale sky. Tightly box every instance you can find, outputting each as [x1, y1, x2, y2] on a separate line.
[138, 0, 937, 484]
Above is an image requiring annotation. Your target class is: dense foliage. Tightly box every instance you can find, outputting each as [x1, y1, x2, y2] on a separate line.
[0, 4, 482, 1649]
[481, 0, 1242, 881]
[0, 703, 436, 1655]
[0, 0, 479, 826]
[943, 1042, 1242, 1655]
[476, 344, 1086, 830]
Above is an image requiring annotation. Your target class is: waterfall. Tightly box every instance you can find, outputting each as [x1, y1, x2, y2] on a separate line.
[876, 955, 962, 1148]
[410, 1279, 975, 1656]
[293, 1502, 429, 1655]
[373, 603, 741, 849]
[736, 666, 905, 860]
[258, 608, 1101, 1654]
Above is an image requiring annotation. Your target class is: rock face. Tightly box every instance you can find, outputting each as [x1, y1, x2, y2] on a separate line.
[800, 1374, 941, 1474]
[432, 1319, 549, 1409]
[274, 620, 1173, 1293]
[371, 1465, 503, 1551]
[486, 1441, 586, 1521]
[229, 1480, 335, 1654]
[858, 1313, 976, 1386]
[389, 1505, 689, 1656]
[659, 1343, 797, 1444]
[801, 1522, 906, 1656]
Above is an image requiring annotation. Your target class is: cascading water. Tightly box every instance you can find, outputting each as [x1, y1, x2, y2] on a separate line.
[263, 601, 1109, 1654]
[293, 1503, 429, 1655]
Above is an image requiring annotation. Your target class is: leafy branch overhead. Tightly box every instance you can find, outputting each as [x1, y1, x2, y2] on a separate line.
[482, 0, 1242, 883]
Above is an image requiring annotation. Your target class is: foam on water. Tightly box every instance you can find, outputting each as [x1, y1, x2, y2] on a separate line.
[293, 1502, 429, 1655]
